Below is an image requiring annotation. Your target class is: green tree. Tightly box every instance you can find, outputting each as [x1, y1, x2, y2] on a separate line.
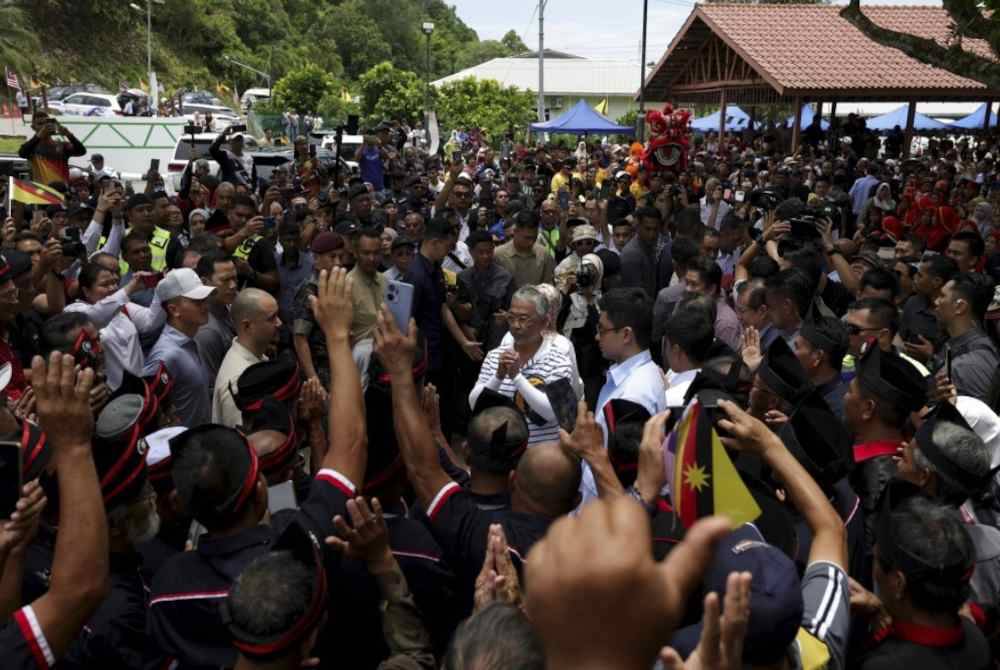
[435, 77, 535, 140]
[320, 1, 393, 80]
[841, 0, 1000, 89]
[501, 30, 528, 53]
[273, 64, 337, 114]
[358, 62, 427, 125]
[0, 4, 40, 74]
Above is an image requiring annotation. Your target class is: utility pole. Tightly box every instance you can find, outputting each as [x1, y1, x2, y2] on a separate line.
[537, 0, 548, 123]
[639, 0, 648, 141]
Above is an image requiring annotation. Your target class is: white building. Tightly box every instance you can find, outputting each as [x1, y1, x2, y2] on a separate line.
[432, 52, 644, 122]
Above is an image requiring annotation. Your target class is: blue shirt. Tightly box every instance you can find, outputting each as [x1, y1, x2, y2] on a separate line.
[144, 324, 211, 428]
[404, 252, 446, 372]
[581, 350, 666, 505]
[359, 146, 384, 190]
[275, 250, 314, 325]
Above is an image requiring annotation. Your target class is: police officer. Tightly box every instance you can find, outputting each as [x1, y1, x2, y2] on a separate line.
[121, 193, 171, 274]
[221, 193, 280, 294]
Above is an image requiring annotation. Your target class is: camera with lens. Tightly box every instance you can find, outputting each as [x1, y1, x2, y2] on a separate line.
[809, 202, 838, 222]
[749, 188, 780, 210]
[60, 228, 86, 259]
[576, 264, 598, 290]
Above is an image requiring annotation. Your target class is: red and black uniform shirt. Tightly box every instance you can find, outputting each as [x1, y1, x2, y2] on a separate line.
[146, 468, 355, 670]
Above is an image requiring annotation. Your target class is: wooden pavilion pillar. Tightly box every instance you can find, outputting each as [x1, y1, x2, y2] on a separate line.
[984, 101, 993, 131]
[791, 97, 803, 153]
[719, 88, 728, 144]
[902, 101, 917, 158]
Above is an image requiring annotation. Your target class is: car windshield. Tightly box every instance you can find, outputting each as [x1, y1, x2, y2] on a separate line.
[173, 139, 215, 161]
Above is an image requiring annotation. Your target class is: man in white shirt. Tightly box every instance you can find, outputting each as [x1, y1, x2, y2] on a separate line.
[576, 288, 665, 504]
[662, 302, 715, 407]
[212, 288, 281, 428]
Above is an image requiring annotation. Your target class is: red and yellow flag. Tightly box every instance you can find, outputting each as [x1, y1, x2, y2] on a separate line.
[665, 401, 760, 529]
[9, 177, 64, 206]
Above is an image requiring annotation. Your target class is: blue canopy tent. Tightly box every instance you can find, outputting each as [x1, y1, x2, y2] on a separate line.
[950, 103, 999, 130]
[785, 105, 829, 130]
[529, 99, 634, 135]
[690, 105, 750, 132]
[865, 105, 948, 132]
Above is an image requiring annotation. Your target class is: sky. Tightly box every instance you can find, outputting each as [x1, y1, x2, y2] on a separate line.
[447, 0, 942, 63]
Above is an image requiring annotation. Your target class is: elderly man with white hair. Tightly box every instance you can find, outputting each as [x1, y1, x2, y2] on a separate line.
[470, 285, 576, 445]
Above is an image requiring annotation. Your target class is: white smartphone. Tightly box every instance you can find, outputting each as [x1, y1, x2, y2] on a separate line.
[384, 280, 415, 333]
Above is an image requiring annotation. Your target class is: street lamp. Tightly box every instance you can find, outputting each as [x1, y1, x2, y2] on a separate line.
[422, 22, 434, 113]
[129, 0, 164, 112]
[223, 56, 272, 94]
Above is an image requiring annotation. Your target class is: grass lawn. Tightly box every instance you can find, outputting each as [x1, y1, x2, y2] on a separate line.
[0, 137, 25, 154]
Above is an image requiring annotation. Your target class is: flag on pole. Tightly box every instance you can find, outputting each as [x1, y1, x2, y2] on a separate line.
[8, 177, 65, 207]
[665, 401, 761, 529]
[595, 98, 609, 116]
[5, 68, 19, 91]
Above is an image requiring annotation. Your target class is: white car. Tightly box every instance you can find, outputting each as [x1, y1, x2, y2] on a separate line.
[167, 132, 258, 193]
[240, 88, 271, 112]
[50, 92, 122, 117]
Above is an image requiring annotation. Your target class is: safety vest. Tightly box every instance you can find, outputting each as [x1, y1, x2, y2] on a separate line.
[109, 226, 171, 275]
[233, 233, 263, 261]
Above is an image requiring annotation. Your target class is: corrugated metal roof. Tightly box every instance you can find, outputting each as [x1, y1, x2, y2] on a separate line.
[432, 58, 640, 96]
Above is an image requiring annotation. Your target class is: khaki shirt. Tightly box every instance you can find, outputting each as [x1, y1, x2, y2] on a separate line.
[494, 241, 555, 289]
[348, 266, 387, 343]
[212, 338, 266, 429]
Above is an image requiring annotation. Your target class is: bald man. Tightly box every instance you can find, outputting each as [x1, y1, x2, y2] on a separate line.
[212, 288, 281, 427]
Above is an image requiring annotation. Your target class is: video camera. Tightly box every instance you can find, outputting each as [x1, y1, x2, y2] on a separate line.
[748, 188, 781, 211]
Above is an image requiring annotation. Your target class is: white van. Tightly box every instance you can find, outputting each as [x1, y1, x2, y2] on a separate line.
[241, 88, 271, 112]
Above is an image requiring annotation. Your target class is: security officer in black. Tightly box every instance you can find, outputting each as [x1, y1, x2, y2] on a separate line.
[60, 393, 158, 669]
[147, 267, 368, 669]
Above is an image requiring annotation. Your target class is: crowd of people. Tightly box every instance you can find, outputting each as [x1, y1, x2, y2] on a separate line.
[0, 104, 999, 669]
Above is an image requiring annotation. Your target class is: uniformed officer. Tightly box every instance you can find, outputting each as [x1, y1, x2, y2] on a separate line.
[222, 193, 280, 294]
[118, 193, 171, 275]
[856, 492, 990, 669]
[844, 342, 927, 581]
[0, 353, 108, 670]
[147, 267, 368, 669]
[896, 401, 1000, 607]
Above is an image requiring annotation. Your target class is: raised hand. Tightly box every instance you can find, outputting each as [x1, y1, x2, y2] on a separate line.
[31, 352, 94, 453]
[635, 410, 671, 503]
[660, 571, 752, 670]
[373, 305, 418, 375]
[558, 398, 603, 463]
[0, 480, 46, 554]
[716, 399, 779, 455]
[298, 377, 328, 420]
[525, 496, 730, 670]
[474, 524, 522, 612]
[309, 268, 354, 340]
[740, 326, 762, 372]
[325, 497, 394, 572]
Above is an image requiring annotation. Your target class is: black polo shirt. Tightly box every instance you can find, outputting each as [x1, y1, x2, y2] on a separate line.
[60, 552, 147, 670]
[859, 619, 990, 670]
[423, 480, 549, 613]
[404, 252, 446, 372]
[147, 468, 355, 669]
[0, 606, 57, 670]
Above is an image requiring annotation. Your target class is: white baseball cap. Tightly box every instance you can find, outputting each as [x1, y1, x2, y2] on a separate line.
[156, 268, 215, 303]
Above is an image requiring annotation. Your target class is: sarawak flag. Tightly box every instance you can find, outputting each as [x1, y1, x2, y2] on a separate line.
[595, 98, 609, 116]
[9, 177, 64, 206]
[665, 401, 760, 529]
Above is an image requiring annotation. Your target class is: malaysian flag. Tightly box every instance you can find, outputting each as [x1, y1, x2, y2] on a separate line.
[4, 68, 19, 91]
